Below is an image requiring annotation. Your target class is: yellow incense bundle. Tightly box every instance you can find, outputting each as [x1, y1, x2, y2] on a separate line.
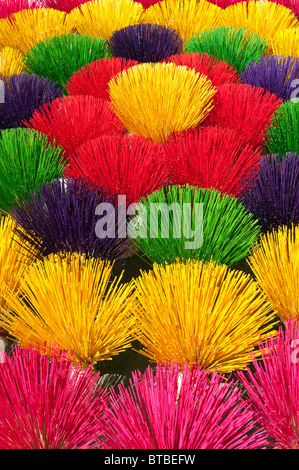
[0, 8, 71, 54]
[108, 62, 217, 143]
[1, 252, 137, 366]
[133, 259, 278, 373]
[220, 1, 298, 51]
[68, 0, 144, 40]
[0, 47, 24, 76]
[143, 0, 222, 42]
[0, 216, 35, 312]
[270, 29, 299, 58]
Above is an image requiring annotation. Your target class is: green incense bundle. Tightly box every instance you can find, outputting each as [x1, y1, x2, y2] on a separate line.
[23, 33, 112, 88]
[185, 26, 268, 72]
[265, 100, 299, 155]
[127, 185, 261, 266]
[0, 128, 65, 213]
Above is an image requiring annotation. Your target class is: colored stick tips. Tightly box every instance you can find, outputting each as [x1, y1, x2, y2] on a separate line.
[132, 259, 278, 372]
[274, 0, 299, 19]
[108, 62, 217, 143]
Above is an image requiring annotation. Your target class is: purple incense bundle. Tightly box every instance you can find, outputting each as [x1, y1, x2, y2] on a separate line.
[240, 153, 299, 233]
[241, 55, 299, 101]
[11, 178, 131, 261]
[39, 0, 90, 12]
[107, 23, 184, 63]
[0, 74, 63, 130]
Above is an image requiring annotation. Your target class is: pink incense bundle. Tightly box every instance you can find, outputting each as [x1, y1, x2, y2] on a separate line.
[39, 0, 90, 12]
[25, 95, 125, 156]
[164, 52, 240, 86]
[66, 57, 139, 101]
[0, 0, 40, 19]
[64, 134, 168, 207]
[134, 0, 162, 8]
[271, 0, 299, 19]
[238, 319, 299, 449]
[164, 126, 261, 196]
[203, 83, 283, 146]
[207, 0, 241, 7]
[100, 362, 267, 449]
[0, 346, 108, 449]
